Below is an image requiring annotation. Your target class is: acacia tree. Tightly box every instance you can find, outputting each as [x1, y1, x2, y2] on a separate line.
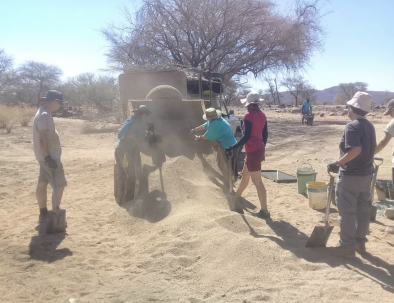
[63, 73, 119, 112]
[282, 75, 316, 105]
[17, 61, 63, 107]
[264, 77, 281, 105]
[102, 0, 325, 82]
[0, 49, 14, 92]
[333, 82, 368, 105]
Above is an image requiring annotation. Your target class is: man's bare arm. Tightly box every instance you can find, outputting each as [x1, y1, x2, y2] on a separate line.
[192, 124, 206, 133]
[375, 132, 392, 155]
[39, 129, 49, 158]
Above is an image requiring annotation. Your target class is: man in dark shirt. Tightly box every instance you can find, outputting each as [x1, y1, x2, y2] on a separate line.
[327, 92, 376, 256]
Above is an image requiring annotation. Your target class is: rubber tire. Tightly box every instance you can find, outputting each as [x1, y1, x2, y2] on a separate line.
[146, 85, 183, 101]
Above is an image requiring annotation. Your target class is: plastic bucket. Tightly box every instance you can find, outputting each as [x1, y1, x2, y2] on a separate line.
[376, 180, 394, 200]
[307, 181, 328, 210]
[297, 166, 317, 194]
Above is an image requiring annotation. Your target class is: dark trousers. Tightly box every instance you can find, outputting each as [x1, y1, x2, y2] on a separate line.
[336, 174, 373, 246]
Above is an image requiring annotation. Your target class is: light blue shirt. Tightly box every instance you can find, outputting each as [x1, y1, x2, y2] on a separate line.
[203, 117, 237, 149]
[302, 101, 311, 113]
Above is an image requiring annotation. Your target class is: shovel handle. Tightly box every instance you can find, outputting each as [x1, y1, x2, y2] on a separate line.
[324, 175, 335, 226]
[370, 160, 382, 203]
[52, 170, 59, 210]
[374, 157, 383, 167]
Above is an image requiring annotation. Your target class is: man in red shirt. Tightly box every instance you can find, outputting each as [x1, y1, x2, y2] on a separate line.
[226, 92, 269, 219]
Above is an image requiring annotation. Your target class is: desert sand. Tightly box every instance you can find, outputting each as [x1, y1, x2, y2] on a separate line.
[0, 111, 393, 303]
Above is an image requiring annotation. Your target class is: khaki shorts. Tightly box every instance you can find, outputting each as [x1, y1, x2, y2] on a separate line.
[38, 160, 67, 188]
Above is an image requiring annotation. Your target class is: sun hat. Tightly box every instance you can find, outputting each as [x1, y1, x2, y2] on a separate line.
[203, 108, 222, 120]
[132, 105, 152, 114]
[42, 90, 64, 104]
[346, 92, 373, 113]
[240, 92, 264, 107]
[383, 99, 394, 115]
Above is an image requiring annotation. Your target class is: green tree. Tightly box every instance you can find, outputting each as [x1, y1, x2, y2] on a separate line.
[17, 61, 63, 107]
[63, 73, 119, 112]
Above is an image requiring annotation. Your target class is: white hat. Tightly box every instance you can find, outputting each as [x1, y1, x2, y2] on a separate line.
[132, 105, 152, 114]
[346, 92, 373, 113]
[203, 108, 222, 120]
[240, 92, 264, 107]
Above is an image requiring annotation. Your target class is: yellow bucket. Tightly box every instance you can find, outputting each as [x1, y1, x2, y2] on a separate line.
[306, 182, 328, 210]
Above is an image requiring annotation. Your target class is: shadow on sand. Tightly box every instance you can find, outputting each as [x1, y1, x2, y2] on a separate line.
[239, 213, 394, 294]
[121, 163, 172, 223]
[28, 223, 72, 263]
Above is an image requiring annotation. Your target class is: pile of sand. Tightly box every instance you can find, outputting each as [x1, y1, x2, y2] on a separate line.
[112, 139, 232, 236]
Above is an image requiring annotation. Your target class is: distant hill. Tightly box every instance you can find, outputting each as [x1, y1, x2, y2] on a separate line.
[278, 86, 394, 105]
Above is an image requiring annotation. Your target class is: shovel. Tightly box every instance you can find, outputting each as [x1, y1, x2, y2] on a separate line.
[306, 170, 335, 247]
[370, 157, 383, 221]
[224, 148, 243, 214]
[46, 171, 67, 234]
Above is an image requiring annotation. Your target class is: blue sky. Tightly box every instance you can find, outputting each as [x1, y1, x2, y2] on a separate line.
[0, 0, 393, 91]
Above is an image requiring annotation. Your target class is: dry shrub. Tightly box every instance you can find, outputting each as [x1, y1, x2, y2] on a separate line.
[0, 105, 21, 133]
[81, 121, 119, 134]
[20, 107, 36, 126]
[81, 105, 98, 121]
[114, 107, 125, 123]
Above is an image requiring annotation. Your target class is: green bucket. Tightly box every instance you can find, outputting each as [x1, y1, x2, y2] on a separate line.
[297, 165, 317, 194]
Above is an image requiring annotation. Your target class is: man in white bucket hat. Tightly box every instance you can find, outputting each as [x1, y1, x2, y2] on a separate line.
[191, 107, 238, 184]
[327, 92, 376, 256]
[191, 107, 236, 150]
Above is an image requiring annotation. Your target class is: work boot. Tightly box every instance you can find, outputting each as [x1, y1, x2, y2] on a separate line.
[256, 210, 270, 219]
[355, 241, 367, 255]
[330, 243, 356, 257]
[38, 214, 47, 224]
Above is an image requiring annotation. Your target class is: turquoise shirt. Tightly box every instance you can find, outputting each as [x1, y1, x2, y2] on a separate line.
[302, 101, 311, 113]
[203, 117, 237, 149]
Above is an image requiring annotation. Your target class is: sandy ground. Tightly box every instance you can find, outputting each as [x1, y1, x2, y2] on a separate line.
[0, 111, 393, 303]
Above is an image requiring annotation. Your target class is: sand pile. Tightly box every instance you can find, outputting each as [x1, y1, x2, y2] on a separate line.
[112, 139, 232, 236]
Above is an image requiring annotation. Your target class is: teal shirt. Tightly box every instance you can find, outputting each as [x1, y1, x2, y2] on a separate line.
[203, 117, 237, 149]
[302, 101, 311, 113]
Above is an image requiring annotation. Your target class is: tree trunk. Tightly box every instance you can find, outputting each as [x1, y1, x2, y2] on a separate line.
[274, 79, 281, 105]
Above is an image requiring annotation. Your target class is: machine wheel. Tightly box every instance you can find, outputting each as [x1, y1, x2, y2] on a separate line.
[146, 85, 183, 119]
[146, 85, 183, 101]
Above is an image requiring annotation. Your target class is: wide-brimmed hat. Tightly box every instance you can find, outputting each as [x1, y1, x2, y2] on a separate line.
[383, 99, 394, 115]
[133, 105, 152, 114]
[42, 90, 64, 104]
[346, 92, 373, 113]
[240, 92, 264, 107]
[203, 108, 222, 120]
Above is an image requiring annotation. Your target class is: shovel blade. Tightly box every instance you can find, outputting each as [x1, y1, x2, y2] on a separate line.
[228, 194, 244, 214]
[46, 209, 67, 234]
[306, 225, 334, 248]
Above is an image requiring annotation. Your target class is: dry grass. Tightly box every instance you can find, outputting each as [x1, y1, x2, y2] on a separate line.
[81, 121, 119, 134]
[81, 105, 98, 121]
[20, 107, 36, 126]
[0, 105, 21, 133]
